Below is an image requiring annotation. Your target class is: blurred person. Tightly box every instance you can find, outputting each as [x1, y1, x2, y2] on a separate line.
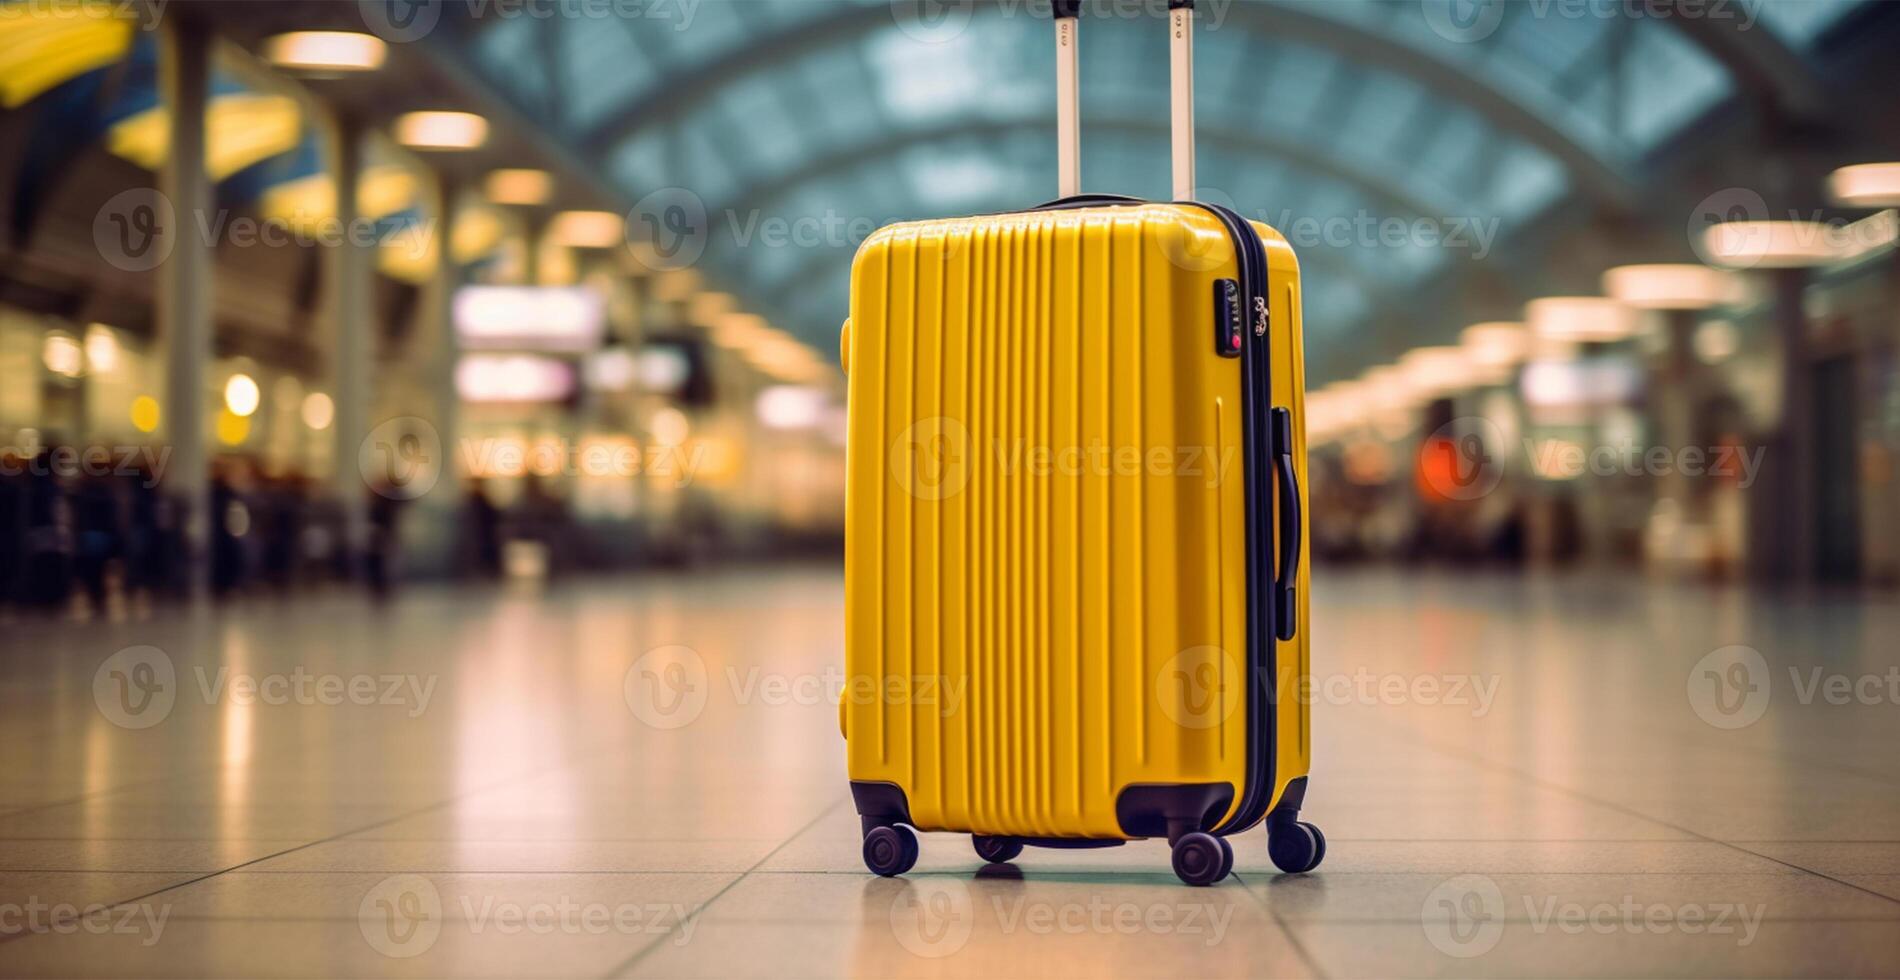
[121, 463, 174, 607]
[256, 474, 305, 591]
[0, 449, 24, 609]
[70, 470, 126, 614]
[365, 477, 405, 601]
[515, 475, 572, 578]
[462, 476, 502, 579]
[210, 462, 252, 597]
[19, 448, 75, 609]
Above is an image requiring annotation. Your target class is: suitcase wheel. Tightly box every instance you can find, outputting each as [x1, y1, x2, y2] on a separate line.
[972, 835, 1024, 865]
[1268, 821, 1326, 875]
[1171, 832, 1230, 887]
[863, 825, 919, 877]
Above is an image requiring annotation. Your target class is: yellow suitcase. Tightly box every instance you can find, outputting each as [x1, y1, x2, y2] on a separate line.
[840, 0, 1318, 886]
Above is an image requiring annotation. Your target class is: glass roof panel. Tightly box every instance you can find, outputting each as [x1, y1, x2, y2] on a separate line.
[557, 16, 652, 131]
[470, 15, 547, 108]
[451, 0, 1843, 357]
[661, 0, 748, 63]
[1756, 0, 1867, 44]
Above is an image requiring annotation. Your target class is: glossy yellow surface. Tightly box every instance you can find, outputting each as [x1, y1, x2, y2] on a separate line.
[842, 205, 1310, 839]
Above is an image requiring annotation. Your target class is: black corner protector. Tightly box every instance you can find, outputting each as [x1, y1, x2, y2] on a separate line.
[850, 780, 913, 835]
[1114, 783, 1235, 842]
[1267, 776, 1309, 826]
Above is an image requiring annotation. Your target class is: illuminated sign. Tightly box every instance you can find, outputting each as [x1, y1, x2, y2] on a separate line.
[455, 354, 575, 403]
[454, 285, 606, 351]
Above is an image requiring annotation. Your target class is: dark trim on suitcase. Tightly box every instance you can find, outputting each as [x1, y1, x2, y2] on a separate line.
[1183, 200, 1281, 837]
[850, 780, 914, 836]
[1115, 783, 1236, 844]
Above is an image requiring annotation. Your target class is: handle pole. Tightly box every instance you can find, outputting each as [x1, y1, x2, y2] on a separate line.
[1170, 0, 1195, 201]
[1055, 5, 1080, 197]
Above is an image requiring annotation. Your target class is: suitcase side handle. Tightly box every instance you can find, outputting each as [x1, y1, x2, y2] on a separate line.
[1271, 406, 1301, 642]
[1050, 0, 1197, 200]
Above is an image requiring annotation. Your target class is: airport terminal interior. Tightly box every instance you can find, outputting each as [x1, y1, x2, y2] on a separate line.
[3, 0, 1900, 976]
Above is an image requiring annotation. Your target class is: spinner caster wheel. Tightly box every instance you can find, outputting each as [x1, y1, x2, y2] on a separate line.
[1216, 835, 1235, 880]
[1171, 831, 1229, 886]
[973, 835, 1024, 864]
[1268, 820, 1326, 874]
[863, 825, 919, 877]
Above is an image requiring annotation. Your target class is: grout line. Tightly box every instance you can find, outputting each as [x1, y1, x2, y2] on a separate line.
[1365, 717, 1900, 911]
[596, 795, 847, 980]
[1231, 871, 1332, 980]
[0, 748, 633, 950]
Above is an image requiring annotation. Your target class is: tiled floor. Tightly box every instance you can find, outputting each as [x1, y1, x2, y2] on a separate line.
[2, 566, 1898, 977]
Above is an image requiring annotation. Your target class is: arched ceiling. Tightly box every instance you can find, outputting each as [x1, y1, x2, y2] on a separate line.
[448, 0, 1869, 376]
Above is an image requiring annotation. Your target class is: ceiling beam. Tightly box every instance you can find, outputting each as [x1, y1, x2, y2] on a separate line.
[1658, 1, 1831, 123]
[570, 2, 1637, 208]
[700, 114, 1452, 233]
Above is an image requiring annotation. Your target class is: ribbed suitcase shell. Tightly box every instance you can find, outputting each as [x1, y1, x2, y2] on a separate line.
[843, 203, 1310, 840]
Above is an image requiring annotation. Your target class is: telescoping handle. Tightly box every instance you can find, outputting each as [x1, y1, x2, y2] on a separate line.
[1050, 0, 1196, 200]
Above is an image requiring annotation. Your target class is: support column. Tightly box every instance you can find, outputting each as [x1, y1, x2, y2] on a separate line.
[1650, 309, 1704, 572]
[1749, 268, 1815, 585]
[426, 174, 461, 484]
[415, 172, 464, 577]
[156, 16, 211, 597]
[324, 115, 373, 575]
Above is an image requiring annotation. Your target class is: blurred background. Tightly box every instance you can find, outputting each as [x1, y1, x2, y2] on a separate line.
[2, 0, 1897, 605]
[3, 1, 1900, 977]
